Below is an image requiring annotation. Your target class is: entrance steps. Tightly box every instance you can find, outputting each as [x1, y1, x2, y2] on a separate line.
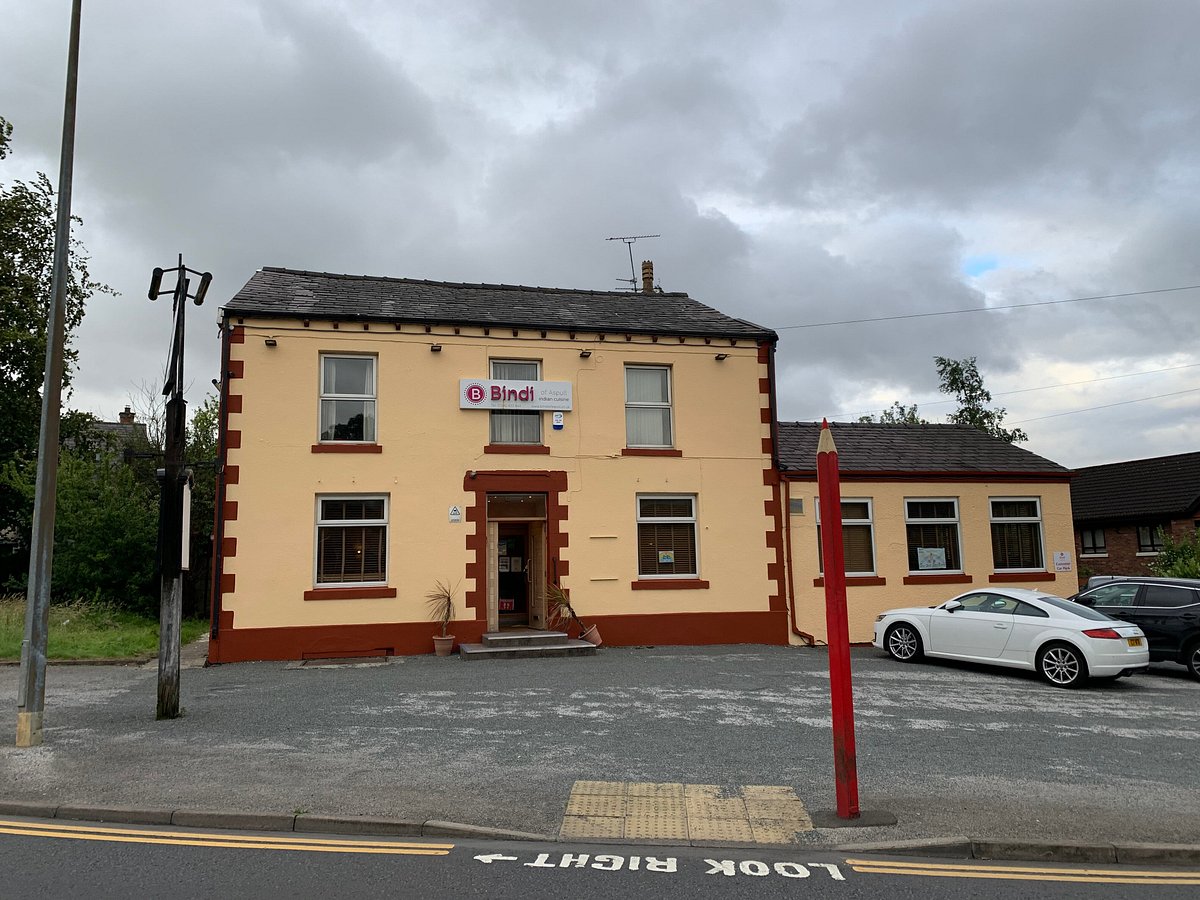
[458, 629, 598, 660]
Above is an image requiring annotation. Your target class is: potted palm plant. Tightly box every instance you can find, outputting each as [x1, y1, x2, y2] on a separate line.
[547, 581, 601, 646]
[426, 579, 457, 656]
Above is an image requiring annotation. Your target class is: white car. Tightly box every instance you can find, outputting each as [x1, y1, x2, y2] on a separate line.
[872, 587, 1149, 688]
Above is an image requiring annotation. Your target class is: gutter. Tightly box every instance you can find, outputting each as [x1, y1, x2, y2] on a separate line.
[783, 477, 816, 646]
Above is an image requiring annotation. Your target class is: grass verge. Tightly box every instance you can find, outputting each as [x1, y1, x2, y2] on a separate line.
[0, 595, 208, 660]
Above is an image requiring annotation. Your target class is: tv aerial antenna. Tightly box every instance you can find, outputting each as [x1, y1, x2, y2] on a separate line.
[606, 234, 660, 289]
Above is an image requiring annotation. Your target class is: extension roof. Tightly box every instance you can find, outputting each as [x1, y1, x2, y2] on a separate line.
[776, 422, 1070, 479]
[1071, 451, 1200, 523]
[223, 267, 777, 342]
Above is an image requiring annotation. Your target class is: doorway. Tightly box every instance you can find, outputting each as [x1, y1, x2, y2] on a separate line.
[485, 493, 547, 632]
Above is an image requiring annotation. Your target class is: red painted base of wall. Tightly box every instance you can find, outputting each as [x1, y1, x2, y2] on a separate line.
[208, 610, 789, 662]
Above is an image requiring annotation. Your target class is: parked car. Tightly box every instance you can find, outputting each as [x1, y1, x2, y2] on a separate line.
[1070, 577, 1200, 681]
[873, 587, 1149, 688]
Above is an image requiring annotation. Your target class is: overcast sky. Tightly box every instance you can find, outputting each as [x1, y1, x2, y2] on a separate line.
[3, 0, 1198, 468]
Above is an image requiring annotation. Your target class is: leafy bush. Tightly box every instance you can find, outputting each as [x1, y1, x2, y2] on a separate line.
[1149, 529, 1200, 579]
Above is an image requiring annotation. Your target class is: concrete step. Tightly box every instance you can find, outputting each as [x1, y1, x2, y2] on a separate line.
[480, 630, 572, 649]
[458, 639, 598, 660]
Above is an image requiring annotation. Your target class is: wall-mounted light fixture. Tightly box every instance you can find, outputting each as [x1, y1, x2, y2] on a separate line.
[430, 344, 442, 352]
[264, 337, 278, 348]
[579, 349, 592, 358]
[714, 353, 729, 361]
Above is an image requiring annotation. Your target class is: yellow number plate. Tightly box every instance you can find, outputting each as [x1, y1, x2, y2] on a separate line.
[1127, 637, 1143, 647]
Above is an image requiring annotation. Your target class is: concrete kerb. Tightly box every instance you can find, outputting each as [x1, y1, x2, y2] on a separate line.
[1, 801, 1198, 865]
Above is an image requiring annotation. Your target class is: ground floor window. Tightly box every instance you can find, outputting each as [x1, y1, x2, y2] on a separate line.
[990, 497, 1043, 571]
[1079, 527, 1107, 556]
[637, 495, 697, 577]
[905, 498, 962, 572]
[1137, 524, 1165, 554]
[316, 495, 388, 585]
[817, 499, 875, 575]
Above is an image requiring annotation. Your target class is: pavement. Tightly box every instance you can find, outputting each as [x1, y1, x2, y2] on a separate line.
[0, 638, 1197, 866]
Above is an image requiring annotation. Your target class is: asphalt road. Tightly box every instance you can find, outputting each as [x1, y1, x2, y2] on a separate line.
[0, 645, 1196, 849]
[0, 821, 1195, 899]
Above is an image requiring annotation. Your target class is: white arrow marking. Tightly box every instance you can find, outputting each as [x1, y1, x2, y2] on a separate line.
[475, 854, 519, 864]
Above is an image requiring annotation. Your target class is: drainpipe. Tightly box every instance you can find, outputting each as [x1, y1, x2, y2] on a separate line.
[209, 319, 233, 644]
[784, 477, 816, 646]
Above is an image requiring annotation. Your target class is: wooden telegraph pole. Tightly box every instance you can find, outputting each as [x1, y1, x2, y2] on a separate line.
[148, 257, 210, 719]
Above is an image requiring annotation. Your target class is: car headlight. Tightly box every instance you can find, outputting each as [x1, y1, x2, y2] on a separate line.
[874, 615, 885, 623]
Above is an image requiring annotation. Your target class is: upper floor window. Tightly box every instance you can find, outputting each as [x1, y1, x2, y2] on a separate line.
[316, 496, 388, 585]
[490, 359, 541, 444]
[1136, 525, 1165, 554]
[990, 498, 1043, 571]
[626, 365, 673, 448]
[320, 355, 376, 442]
[1079, 528, 1107, 556]
[905, 499, 962, 572]
[817, 499, 875, 575]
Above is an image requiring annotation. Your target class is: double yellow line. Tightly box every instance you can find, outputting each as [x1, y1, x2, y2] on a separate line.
[0, 819, 453, 856]
[846, 857, 1200, 885]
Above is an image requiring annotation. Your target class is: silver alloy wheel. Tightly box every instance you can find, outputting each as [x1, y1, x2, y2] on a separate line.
[1188, 642, 1200, 680]
[1040, 645, 1082, 686]
[886, 625, 919, 661]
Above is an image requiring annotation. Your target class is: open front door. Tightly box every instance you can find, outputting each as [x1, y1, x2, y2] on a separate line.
[529, 520, 547, 629]
[486, 521, 499, 632]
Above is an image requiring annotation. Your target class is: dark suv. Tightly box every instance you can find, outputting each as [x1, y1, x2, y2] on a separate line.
[1072, 577, 1200, 680]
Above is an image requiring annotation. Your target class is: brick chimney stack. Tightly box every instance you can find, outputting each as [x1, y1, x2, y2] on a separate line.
[118, 406, 135, 425]
[641, 260, 654, 294]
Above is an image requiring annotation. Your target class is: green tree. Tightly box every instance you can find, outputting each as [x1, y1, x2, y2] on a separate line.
[0, 116, 113, 586]
[935, 356, 1027, 443]
[857, 401, 928, 424]
[1149, 529, 1200, 580]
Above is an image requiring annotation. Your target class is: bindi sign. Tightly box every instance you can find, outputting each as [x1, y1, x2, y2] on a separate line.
[460, 379, 573, 410]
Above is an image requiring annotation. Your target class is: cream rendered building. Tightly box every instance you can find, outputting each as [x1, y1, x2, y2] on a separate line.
[776, 422, 1077, 645]
[208, 266, 787, 662]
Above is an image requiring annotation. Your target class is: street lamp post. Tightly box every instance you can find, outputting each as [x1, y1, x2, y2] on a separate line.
[148, 256, 210, 719]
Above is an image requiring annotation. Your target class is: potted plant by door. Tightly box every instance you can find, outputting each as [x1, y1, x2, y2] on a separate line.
[547, 582, 601, 646]
[426, 579, 457, 656]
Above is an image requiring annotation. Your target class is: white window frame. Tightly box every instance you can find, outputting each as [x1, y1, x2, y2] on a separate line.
[314, 494, 389, 587]
[636, 494, 698, 579]
[489, 358, 542, 445]
[625, 364, 674, 448]
[989, 496, 1045, 572]
[816, 497, 877, 576]
[319, 353, 377, 443]
[904, 498, 964, 574]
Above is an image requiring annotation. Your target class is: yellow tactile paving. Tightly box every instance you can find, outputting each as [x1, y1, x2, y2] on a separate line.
[571, 780, 627, 796]
[566, 793, 626, 817]
[560, 781, 815, 844]
[626, 781, 685, 799]
[560, 815, 624, 839]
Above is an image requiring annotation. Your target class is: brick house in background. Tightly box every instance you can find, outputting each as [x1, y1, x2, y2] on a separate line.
[1071, 451, 1200, 584]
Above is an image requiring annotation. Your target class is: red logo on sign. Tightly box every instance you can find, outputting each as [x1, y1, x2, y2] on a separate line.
[464, 383, 487, 405]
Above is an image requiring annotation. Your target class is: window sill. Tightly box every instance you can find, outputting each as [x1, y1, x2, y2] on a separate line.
[813, 576, 886, 587]
[311, 443, 383, 454]
[622, 448, 683, 457]
[1079, 553, 1108, 559]
[903, 573, 973, 585]
[989, 572, 1055, 583]
[483, 444, 550, 455]
[1135, 551, 1162, 557]
[631, 578, 710, 590]
[304, 586, 397, 601]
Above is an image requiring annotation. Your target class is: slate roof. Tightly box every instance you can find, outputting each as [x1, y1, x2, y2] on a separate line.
[776, 422, 1070, 478]
[1070, 451, 1200, 522]
[223, 267, 777, 341]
